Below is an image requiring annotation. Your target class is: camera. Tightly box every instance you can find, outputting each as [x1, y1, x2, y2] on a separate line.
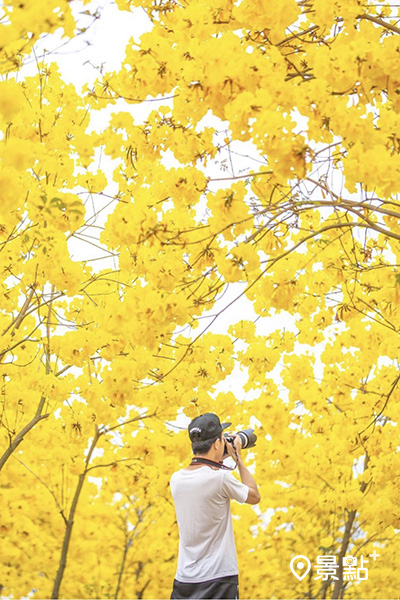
[224, 428, 257, 453]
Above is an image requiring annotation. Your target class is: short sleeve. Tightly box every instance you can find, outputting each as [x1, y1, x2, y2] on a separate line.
[221, 471, 249, 503]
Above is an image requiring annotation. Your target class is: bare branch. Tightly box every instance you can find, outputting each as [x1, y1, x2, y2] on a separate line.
[358, 13, 400, 35]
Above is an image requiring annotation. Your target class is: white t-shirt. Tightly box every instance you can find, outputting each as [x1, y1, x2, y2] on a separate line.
[170, 466, 249, 583]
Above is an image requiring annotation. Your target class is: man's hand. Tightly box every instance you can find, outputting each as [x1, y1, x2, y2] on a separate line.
[225, 435, 242, 463]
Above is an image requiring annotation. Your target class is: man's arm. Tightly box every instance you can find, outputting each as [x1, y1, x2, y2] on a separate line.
[227, 436, 261, 505]
[237, 456, 261, 505]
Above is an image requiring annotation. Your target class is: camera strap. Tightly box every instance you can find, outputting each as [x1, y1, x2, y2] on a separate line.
[190, 457, 236, 471]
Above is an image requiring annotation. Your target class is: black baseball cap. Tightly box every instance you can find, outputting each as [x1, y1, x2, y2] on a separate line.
[188, 413, 231, 442]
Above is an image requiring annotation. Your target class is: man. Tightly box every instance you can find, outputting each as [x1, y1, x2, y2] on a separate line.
[170, 412, 261, 599]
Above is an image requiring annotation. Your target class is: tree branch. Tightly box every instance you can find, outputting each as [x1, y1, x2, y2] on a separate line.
[332, 455, 370, 598]
[13, 456, 68, 526]
[358, 13, 400, 35]
[0, 398, 49, 472]
[2, 286, 36, 336]
[115, 535, 132, 599]
[51, 426, 101, 599]
[0, 288, 57, 473]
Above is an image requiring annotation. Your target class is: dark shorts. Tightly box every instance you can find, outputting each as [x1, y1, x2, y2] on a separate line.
[171, 575, 239, 599]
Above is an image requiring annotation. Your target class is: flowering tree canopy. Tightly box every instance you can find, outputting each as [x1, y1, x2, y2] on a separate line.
[1, 0, 400, 597]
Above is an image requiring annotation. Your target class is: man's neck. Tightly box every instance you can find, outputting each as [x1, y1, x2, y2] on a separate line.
[189, 456, 234, 471]
[187, 455, 221, 470]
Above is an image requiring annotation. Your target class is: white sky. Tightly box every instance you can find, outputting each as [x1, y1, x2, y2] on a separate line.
[31, 1, 152, 89]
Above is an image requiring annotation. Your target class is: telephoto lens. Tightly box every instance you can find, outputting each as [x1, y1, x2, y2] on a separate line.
[236, 428, 257, 449]
[224, 428, 257, 451]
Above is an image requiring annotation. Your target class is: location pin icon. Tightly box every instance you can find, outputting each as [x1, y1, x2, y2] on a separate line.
[290, 555, 311, 581]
